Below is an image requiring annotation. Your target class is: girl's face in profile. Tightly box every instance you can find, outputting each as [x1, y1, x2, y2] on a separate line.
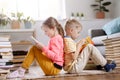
[42, 25, 55, 38]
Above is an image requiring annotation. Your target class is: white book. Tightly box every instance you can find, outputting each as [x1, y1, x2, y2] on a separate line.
[0, 69, 10, 73]
[0, 55, 13, 59]
[0, 36, 10, 42]
[0, 42, 11, 45]
[0, 48, 12, 52]
[0, 65, 14, 68]
[0, 52, 13, 56]
[0, 45, 12, 48]
[0, 59, 12, 62]
[29, 36, 39, 45]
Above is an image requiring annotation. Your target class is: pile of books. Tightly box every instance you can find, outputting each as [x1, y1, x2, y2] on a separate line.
[103, 37, 120, 69]
[11, 51, 27, 71]
[0, 35, 13, 73]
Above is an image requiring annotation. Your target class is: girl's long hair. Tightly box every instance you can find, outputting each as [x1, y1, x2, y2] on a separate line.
[43, 17, 64, 38]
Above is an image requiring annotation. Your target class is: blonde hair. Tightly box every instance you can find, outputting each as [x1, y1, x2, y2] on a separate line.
[43, 17, 64, 38]
[65, 19, 82, 32]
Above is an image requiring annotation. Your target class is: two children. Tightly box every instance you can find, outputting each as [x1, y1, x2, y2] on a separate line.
[7, 17, 64, 78]
[7, 17, 116, 79]
[63, 19, 116, 73]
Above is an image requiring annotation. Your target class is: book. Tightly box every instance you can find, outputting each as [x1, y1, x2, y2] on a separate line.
[0, 65, 14, 69]
[0, 35, 10, 42]
[0, 48, 12, 52]
[0, 59, 12, 63]
[13, 51, 27, 56]
[0, 69, 10, 73]
[0, 52, 12, 56]
[0, 62, 13, 66]
[0, 55, 13, 59]
[0, 42, 11, 45]
[80, 36, 94, 52]
[30, 36, 39, 45]
[10, 58, 24, 63]
[13, 55, 25, 59]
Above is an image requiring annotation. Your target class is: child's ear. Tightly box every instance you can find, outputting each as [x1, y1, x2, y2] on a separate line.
[69, 28, 73, 33]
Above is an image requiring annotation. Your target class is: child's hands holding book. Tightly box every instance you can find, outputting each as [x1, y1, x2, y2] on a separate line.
[76, 39, 86, 48]
[79, 36, 94, 52]
[30, 36, 44, 49]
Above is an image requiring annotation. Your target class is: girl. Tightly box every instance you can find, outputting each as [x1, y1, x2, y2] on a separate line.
[7, 17, 64, 78]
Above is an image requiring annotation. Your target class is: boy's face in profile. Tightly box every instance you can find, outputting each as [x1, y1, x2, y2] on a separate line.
[70, 25, 81, 40]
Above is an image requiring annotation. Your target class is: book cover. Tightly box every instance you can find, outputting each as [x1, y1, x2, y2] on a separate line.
[0, 65, 14, 69]
[0, 55, 13, 59]
[0, 62, 13, 66]
[80, 36, 94, 52]
[0, 48, 12, 52]
[0, 52, 13, 56]
[0, 69, 10, 73]
[0, 59, 12, 62]
[0, 35, 10, 42]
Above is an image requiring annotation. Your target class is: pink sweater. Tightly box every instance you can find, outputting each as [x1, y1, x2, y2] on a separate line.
[42, 35, 64, 66]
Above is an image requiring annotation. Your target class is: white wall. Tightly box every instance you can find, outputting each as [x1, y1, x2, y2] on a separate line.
[65, 0, 115, 19]
[114, 0, 120, 18]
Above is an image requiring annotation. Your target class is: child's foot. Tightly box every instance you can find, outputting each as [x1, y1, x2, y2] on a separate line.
[104, 63, 116, 72]
[6, 67, 26, 79]
[107, 60, 116, 70]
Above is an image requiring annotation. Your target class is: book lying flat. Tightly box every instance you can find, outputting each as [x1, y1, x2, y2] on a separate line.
[13, 63, 22, 67]
[0, 69, 10, 73]
[13, 51, 27, 56]
[0, 52, 13, 56]
[0, 55, 13, 59]
[13, 55, 25, 59]
[0, 45, 12, 48]
[0, 59, 12, 62]
[0, 62, 13, 66]
[0, 35, 10, 42]
[10, 58, 24, 63]
[0, 42, 11, 45]
[0, 48, 12, 52]
[0, 65, 14, 69]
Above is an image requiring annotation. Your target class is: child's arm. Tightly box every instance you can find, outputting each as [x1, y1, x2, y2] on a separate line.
[74, 39, 86, 59]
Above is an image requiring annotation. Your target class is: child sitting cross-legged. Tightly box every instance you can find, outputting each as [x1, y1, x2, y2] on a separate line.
[63, 19, 116, 73]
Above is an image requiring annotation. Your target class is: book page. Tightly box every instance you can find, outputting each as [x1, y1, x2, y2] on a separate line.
[30, 36, 39, 45]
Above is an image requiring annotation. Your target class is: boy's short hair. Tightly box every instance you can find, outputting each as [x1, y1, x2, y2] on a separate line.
[65, 19, 82, 32]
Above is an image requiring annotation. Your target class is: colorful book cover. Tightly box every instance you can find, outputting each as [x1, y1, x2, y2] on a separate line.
[80, 36, 94, 52]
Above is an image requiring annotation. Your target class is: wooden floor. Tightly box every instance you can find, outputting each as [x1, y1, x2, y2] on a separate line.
[1, 73, 120, 80]
[1, 66, 120, 80]
[38, 73, 120, 80]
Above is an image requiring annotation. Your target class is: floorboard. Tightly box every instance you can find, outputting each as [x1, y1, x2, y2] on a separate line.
[0, 66, 120, 80]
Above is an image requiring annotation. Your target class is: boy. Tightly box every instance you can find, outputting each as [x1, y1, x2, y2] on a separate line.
[63, 19, 116, 73]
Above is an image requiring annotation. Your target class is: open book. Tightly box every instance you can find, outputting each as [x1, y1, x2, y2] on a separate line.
[80, 36, 94, 52]
[30, 36, 39, 45]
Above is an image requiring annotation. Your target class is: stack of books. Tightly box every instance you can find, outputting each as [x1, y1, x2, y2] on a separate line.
[103, 37, 120, 69]
[0, 35, 13, 73]
[10, 51, 27, 71]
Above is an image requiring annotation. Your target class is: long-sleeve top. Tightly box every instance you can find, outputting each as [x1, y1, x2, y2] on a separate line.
[42, 35, 64, 66]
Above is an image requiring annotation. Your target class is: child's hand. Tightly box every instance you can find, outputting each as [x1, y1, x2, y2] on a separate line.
[35, 41, 44, 49]
[77, 39, 86, 47]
